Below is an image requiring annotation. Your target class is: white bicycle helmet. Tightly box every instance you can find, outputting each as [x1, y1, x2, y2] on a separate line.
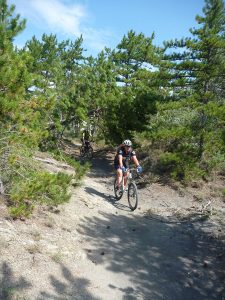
[123, 139, 132, 147]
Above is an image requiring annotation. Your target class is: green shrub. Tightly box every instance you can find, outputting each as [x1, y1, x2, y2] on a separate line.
[157, 151, 207, 182]
[8, 170, 73, 219]
[10, 171, 72, 217]
[159, 152, 181, 171]
[159, 152, 185, 180]
[0, 141, 87, 218]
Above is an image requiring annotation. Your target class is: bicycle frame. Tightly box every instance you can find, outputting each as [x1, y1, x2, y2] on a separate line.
[116, 167, 136, 188]
[114, 167, 139, 210]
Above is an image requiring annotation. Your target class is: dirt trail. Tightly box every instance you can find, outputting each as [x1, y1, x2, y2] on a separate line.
[0, 148, 224, 299]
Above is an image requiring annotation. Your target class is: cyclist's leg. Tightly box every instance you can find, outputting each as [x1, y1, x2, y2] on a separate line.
[123, 161, 129, 189]
[115, 165, 123, 189]
[123, 170, 129, 190]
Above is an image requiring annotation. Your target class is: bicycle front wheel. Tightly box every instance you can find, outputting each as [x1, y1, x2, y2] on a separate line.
[80, 146, 85, 157]
[87, 146, 93, 159]
[128, 182, 138, 211]
[113, 178, 123, 200]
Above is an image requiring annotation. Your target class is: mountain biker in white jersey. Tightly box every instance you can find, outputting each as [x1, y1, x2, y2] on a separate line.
[114, 139, 142, 192]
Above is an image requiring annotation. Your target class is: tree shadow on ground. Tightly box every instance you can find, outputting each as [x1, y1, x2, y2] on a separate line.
[87, 149, 115, 178]
[84, 186, 110, 201]
[77, 211, 225, 300]
[0, 262, 31, 300]
[38, 263, 100, 300]
[0, 261, 101, 300]
[84, 186, 131, 212]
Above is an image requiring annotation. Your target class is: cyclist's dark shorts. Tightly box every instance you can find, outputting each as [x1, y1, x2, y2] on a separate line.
[114, 163, 120, 170]
[114, 161, 129, 170]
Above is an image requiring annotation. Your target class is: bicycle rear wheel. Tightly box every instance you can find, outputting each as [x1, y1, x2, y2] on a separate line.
[128, 182, 138, 211]
[113, 178, 123, 200]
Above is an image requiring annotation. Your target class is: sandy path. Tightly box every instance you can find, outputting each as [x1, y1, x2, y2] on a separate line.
[0, 149, 224, 299]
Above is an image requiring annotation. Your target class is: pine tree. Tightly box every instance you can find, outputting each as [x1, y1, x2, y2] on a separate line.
[0, 0, 27, 131]
[24, 34, 87, 145]
[101, 30, 160, 143]
[150, 0, 225, 180]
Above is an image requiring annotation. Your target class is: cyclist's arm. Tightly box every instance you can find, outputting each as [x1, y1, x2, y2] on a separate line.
[118, 154, 123, 169]
[131, 155, 140, 167]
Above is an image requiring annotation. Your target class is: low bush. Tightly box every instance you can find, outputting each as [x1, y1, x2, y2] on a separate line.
[0, 141, 87, 218]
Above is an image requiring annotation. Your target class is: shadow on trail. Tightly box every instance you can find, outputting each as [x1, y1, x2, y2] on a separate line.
[88, 148, 115, 178]
[38, 263, 100, 300]
[85, 186, 109, 201]
[0, 262, 31, 300]
[84, 186, 131, 212]
[0, 261, 100, 300]
[77, 211, 225, 300]
[109, 198, 132, 212]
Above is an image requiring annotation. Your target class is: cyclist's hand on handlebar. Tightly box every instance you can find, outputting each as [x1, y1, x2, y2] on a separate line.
[137, 165, 143, 173]
[121, 166, 128, 173]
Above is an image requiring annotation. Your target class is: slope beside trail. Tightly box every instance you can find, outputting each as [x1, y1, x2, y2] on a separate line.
[0, 147, 224, 300]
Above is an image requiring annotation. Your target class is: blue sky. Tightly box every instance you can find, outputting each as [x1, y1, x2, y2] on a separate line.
[11, 0, 206, 55]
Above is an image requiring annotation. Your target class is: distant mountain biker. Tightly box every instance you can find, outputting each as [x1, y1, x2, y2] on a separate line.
[81, 129, 91, 149]
[114, 139, 142, 192]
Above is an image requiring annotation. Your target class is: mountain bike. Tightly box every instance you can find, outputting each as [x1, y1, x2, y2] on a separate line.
[79, 142, 93, 159]
[113, 167, 139, 211]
